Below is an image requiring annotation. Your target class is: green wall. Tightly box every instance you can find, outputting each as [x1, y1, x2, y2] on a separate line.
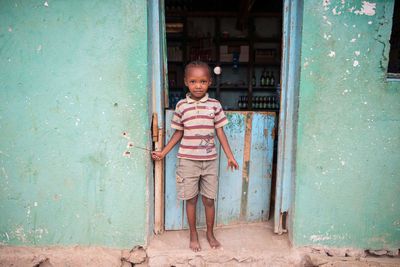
[0, 0, 152, 249]
[294, 0, 400, 251]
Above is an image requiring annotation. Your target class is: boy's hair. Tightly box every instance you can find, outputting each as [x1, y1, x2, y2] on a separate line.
[184, 60, 212, 78]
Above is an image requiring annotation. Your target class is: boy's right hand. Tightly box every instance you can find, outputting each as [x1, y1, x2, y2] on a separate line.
[151, 151, 165, 161]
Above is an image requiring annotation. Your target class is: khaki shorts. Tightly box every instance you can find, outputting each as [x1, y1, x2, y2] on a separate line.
[175, 158, 219, 200]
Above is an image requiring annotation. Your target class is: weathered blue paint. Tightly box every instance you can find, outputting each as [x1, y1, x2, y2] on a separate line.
[275, 0, 304, 236]
[247, 113, 275, 221]
[216, 112, 246, 226]
[165, 111, 276, 229]
[274, 0, 291, 234]
[149, 0, 165, 128]
[160, 0, 169, 109]
[164, 110, 184, 230]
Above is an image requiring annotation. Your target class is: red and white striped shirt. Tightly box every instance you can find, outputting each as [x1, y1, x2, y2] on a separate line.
[171, 93, 228, 160]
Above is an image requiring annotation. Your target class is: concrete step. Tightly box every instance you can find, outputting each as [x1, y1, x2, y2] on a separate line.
[146, 222, 304, 266]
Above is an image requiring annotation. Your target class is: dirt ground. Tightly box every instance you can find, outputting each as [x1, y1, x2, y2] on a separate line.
[1, 221, 399, 267]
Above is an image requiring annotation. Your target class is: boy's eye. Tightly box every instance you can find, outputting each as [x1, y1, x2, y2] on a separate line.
[201, 80, 207, 84]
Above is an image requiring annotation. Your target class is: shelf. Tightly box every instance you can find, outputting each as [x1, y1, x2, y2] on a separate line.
[187, 37, 216, 42]
[253, 86, 279, 90]
[166, 10, 283, 106]
[220, 62, 248, 66]
[253, 62, 281, 67]
[252, 37, 281, 43]
[219, 86, 247, 89]
[227, 108, 280, 112]
[219, 37, 249, 43]
[167, 36, 280, 44]
[169, 86, 279, 91]
[166, 35, 185, 41]
[166, 11, 282, 18]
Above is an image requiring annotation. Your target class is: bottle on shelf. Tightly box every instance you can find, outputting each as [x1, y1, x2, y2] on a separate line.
[252, 71, 256, 87]
[260, 69, 266, 87]
[266, 71, 270, 87]
[270, 71, 275, 87]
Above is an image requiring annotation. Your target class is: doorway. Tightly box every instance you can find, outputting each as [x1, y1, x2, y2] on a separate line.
[151, 0, 303, 235]
[164, 0, 282, 230]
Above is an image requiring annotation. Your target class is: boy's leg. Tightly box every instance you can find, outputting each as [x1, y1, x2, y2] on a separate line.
[186, 195, 200, 252]
[201, 195, 221, 249]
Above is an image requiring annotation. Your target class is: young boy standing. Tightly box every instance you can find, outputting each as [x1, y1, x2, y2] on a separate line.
[152, 61, 239, 252]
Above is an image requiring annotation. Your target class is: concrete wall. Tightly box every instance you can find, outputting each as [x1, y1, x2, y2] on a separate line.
[0, 0, 152, 249]
[293, 0, 400, 251]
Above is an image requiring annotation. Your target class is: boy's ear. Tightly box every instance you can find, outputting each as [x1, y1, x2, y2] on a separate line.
[184, 77, 188, 86]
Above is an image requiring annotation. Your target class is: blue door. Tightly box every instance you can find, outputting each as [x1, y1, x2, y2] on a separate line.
[165, 110, 276, 230]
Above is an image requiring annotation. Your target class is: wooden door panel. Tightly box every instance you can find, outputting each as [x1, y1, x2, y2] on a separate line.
[164, 110, 184, 230]
[247, 113, 275, 222]
[165, 110, 275, 230]
[216, 112, 246, 226]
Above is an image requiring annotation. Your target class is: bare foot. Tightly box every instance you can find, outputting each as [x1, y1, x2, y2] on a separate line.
[190, 231, 201, 252]
[206, 231, 221, 249]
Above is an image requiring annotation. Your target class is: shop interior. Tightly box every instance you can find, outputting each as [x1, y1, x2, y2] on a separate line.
[164, 0, 283, 221]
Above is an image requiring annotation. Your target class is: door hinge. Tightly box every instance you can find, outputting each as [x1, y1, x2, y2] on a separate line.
[152, 113, 158, 142]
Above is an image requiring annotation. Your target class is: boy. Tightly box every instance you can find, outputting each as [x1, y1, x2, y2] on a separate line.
[152, 61, 239, 252]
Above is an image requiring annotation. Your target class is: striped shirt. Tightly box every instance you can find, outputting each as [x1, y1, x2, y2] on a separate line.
[171, 93, 228, 160]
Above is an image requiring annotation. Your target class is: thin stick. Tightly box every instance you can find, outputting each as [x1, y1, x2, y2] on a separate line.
[133, 146, 152, 152]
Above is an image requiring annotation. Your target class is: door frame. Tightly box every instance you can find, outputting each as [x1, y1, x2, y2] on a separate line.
[149, 0, 168, 235]
[150, 0, 304, 238]
[274, 0, 303, 239]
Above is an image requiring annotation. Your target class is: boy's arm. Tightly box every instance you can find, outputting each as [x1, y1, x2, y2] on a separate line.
[215, 127, 239, 171]
[151, 129, 183, 160]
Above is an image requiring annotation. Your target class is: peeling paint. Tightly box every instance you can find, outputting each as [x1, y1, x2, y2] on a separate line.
[294, 0, 399, 251]
[2, 167, 8, 179]
[310, 235, 331, 241]
[353, 1, 376, 16]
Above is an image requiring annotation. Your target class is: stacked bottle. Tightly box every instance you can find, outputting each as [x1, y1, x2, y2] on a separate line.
[237, 96, 248, 109]
[238, 96, 280, 110]
[259, 69, 275, 87]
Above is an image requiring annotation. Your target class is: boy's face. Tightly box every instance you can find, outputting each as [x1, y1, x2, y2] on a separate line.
[184, 67, 212, 101]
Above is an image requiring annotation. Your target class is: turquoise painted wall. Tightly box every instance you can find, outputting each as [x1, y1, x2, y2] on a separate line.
[294, 0, 400, 251]
[0, 0, 152, 249]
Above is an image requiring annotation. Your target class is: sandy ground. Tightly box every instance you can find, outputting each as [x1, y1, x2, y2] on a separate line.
[147, 221, 304, 266]
[1, 221, 399, 267]
[0, 245, 123, 267]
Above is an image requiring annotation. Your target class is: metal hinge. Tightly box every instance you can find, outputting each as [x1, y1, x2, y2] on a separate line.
[152, 113, 158, 142]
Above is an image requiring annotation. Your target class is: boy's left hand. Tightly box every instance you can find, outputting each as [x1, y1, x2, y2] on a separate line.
[227, 157, 239, 172]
